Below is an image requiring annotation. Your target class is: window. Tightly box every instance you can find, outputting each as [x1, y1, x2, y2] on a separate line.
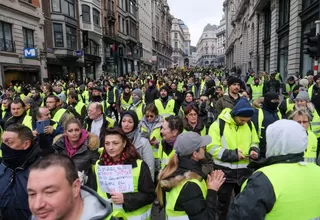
[66, 26, 77, 49]
[93, 8, 100, 26]
[129, 1, 134, 15]
[174, 42, 178, 48]
[279, 0, 290, 27]
[23, 28, 34, 48]
[303, 0, 317, 10]
[85, 40, 99, 56]
[118, 16, 121, 32]
[61, 0, 75, 17]
[174, 33, 177, 38]
[52, 0, 61, 12]
[53, 23, 63, 47]
[126, 20, 129, 35]
[0, 21, 14, 52]
[82, 5, 90, 23]
[264, 6, 271, 39]
[122, 19, 125, 33]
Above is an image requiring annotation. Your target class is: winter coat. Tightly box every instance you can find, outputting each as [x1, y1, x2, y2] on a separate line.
[0, 144, 41, 220]
[31, 186, 112, 220]
[132, 131, 155, 180]
[215, 94, 240, 115]
[160, 157, 218, 220]
[52, 133, 100, 189]
[145, 86, 159, 104]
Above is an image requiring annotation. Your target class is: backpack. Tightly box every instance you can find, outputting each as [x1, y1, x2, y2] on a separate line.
[219, 119, 252, 137]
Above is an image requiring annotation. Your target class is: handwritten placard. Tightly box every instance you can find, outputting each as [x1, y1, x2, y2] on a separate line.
[97, 165, 134, 193]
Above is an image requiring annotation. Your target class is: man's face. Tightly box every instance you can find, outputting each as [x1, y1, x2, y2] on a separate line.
[88, 104, 101, 120]
[11, 103, 24, 117]
[68, 96, 76, 104]
[234, 116, 251, 126]
[88, 82, 93, 89]
[46, 97, 57, 111]
[27, 166, 80, 220]
[38, 108, 51, 120]
[160, 89, 168, 98]
[229, 83, 240, 94]
[2, 100, 9, 109]
[92, 90, 101, 97]
[42, 86, 48, 94]
[254, 79, 259, 84]
[289, 79, 295, 85]
[2, 131, 30, 150]
[171, 84, 177, 91]
[31, 90, 39, 99]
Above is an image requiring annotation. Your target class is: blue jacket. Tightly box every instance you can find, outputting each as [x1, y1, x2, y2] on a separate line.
[0, 144, 41, 220]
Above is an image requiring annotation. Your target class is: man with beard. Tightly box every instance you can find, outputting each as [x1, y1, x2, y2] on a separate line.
[251, 92, 282, 158]
[67, 92, 86, 123]
[30, 88, 43, 110]
[154, 86, 179, 118]
[5, 99, 32, 130]
[215, 77, 242, 114]
[0, 124, 41, 219]
[170, 82, 183, 110]
[90, 87, 107, 114]
[116, 84, 132, 114]
[45, 95, 73, 127]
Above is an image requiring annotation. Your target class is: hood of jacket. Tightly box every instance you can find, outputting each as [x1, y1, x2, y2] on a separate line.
[159, 157, 205, 191]
[31, 186, 112, 220]
[53, 133, 99, 152]
[218, 108, 237, 125]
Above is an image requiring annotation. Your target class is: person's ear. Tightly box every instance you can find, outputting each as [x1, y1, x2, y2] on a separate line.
[72, 179, 81, 198]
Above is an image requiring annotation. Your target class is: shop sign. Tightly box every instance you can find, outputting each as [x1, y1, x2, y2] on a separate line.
[24, 48, 37, 58]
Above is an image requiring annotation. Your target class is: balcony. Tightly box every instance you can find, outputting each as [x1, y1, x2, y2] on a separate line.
[81, 22, 102, 35]
[107, 9, 116, 22]
[233, 0, 250, 22]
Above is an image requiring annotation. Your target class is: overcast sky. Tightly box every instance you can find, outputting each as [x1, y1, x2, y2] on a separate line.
[167, 0, 224, 46]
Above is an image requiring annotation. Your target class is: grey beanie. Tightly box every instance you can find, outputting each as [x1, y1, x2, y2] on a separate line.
[295, 91, 310, 101]
[132, 88, 143, 99]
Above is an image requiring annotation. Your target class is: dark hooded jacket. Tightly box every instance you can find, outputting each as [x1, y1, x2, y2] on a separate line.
[145, 83, 159, 104]
[0, 143, 41, 220]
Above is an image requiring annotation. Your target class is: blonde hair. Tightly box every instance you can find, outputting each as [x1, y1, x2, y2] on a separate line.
[288, 108, 312, 122]
[156, 154, 179, 206]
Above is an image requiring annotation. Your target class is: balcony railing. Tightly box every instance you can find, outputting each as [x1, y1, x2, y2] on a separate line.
[0, 39, 15, 53]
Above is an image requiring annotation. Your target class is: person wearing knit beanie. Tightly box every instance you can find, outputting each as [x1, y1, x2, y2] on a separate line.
[227, 77, 242, 88]
[296, 91, 310, 102]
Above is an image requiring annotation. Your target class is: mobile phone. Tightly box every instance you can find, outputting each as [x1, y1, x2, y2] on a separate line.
[36, 120, 50, 133]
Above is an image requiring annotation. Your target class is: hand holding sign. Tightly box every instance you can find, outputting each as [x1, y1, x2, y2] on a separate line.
[97, 164, 134, 193]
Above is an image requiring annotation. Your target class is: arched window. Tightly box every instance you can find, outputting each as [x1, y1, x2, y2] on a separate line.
[82, 5, 90, 23]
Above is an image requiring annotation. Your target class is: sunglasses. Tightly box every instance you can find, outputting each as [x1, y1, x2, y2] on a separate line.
[146, 114, 155, 118]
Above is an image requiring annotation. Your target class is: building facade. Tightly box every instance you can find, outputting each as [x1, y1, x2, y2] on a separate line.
[224, 0, 319, 80]
[171, 18, 186, 67]
[196, 24, 218, 67]
[138, 0, 153, 71]
[0, 0, 45, 87]
[216, 15, 226, 67]
[151, 0, 172, 70]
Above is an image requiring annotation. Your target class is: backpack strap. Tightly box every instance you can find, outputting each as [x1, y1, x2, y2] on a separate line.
[219, 119, 225, 137]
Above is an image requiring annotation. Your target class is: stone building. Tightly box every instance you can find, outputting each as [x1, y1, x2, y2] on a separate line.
[216, 15, 226, 67]
[0, 0, 45, 86]
[224, 0, 320, 80]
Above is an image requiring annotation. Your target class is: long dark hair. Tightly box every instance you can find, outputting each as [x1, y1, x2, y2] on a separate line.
[103, 128, 141, 163]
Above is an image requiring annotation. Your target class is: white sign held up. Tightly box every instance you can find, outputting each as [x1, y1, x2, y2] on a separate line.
[97, 165, 134, 193]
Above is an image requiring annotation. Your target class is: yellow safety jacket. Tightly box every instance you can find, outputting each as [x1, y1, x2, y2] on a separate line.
[121, 95, 133, 111]
[311, 110, 320, 138]
[246, 76, 254, 85]
[52, 108, 66, 124]
[154, 99, 175, 118]
[251, 84, 264, 101]
[257, 108, 282, 138]
[308, 84, 314, 100]
[207, 108, 259, 169]
[74, 102, 85, 116]
[242, 163, 320, 219]
[140, 126, 162, 159]
[285, 98, 295, 115]
[95, 159, 152, 220]
[166, 178, 207, 220]
[305, 131, 318, 163]
[158, 141, 176, 169]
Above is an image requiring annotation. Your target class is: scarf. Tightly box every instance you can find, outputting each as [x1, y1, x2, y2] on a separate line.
[183, 118, 205, 135]
[1, 143, 34, 169]
[64, 129, 89, 157]
[126, 129, 138, 143]
[99, 150, 127, 165]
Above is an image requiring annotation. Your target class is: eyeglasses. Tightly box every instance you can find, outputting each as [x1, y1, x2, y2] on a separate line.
[146, 114, 155, 119]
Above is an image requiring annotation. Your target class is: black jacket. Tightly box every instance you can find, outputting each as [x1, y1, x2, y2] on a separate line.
[145, 86, 159, 104]
[227, 154, 304, 220]
[159, 157, 218, 220]
[118, 159, 156, 212]
[251, 106, 281, 158]
[4, 112, 27, 129]
[52, 133, 100, 189]
[0, 143, 41, 220]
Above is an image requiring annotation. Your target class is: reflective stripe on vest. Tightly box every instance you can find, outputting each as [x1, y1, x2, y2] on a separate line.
[95, 159, 152, 220]
[52, 109, 66, 123]
[166, 178, 207, 219]
[305, 131, 318, 163]
[154, 99, 175, 117]
[121, 94, 133, 110]
[251, 84, 264, 100]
